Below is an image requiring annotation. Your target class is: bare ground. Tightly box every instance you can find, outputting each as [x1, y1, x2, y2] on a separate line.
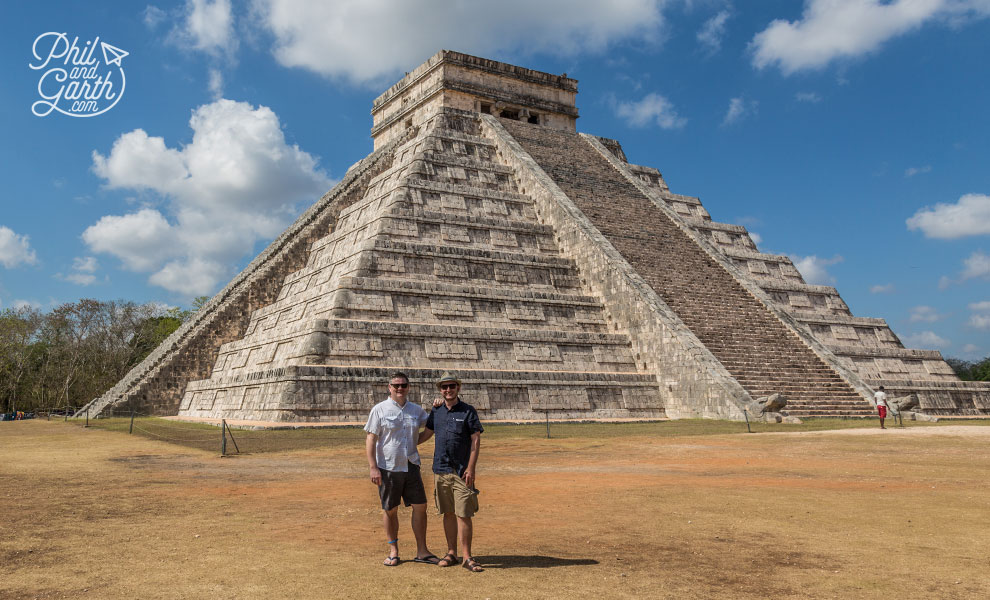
[2, 420, 989, 599]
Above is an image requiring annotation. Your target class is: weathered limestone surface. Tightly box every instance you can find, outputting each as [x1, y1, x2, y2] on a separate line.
[84, 50, 990, 421]
[497, 117, 876, 418]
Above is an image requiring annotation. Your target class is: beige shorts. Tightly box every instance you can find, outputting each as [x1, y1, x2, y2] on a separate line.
[434, 473, 479, 518]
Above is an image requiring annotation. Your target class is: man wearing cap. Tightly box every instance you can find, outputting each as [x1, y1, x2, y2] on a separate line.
[419, 372, 485, 572]
[365, 372, 440, 566]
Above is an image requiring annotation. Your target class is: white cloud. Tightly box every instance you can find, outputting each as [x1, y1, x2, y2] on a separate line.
[208, 68, 224, 98]
[961, 251, 990, 282]
[750, 0, 990, 75]
[969, 314, 990, 331]
[906, 193, 990, 239]
[722, 97, 757, 125]
[969, 300, 990, 311]
[795, 91, 822, 103]
[909, 305, 943, 323]
[175, 0, 237, 56]
[902, 330, 950, 349]
[253, 0, 667, 84]
[144, 5, 167, 29]
[748, 232, 762, 246]
[0, 226, 38, 268]
[697, 9, 731, 54]
[59, 256, 101, 286]
[962, 343, 981, 354]
[614, 93, 687, 129]
[870, 283, 895, 294]
[939, 251, 990, 288]
[12, 299, 42, 311]
[86, 99, 332, 296]
[790, 254, 843, 285]
[905, 165, 932, 177]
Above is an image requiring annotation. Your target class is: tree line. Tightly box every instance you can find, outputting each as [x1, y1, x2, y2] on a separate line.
[0, 298, 205, 414]
[945, 357, 990, 382]
[2, 297, 987, 414]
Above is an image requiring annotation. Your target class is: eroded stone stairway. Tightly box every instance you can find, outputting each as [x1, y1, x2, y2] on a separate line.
[500, 119, 872, 417]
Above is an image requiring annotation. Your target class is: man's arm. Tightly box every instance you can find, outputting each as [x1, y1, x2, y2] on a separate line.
[417, 427, 434, 444]
[463, 431, 481, 489]
[366, 433, 381, 486]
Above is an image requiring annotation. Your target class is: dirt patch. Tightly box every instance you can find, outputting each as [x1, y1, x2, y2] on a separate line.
[2, 421, 989, 599]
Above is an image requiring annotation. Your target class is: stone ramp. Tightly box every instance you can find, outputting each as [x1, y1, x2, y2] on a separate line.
[499, 118, 873, 417]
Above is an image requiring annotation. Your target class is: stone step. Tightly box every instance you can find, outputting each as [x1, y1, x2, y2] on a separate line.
[211, 309, 643, 377]
[180, 365, 665, 422]
[501, 118, 865, 416]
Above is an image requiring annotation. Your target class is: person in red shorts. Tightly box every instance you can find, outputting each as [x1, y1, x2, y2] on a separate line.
[874, 385, 888, 429]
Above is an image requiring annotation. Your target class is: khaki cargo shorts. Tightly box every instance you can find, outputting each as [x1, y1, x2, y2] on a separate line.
[434, 473, 479, 518]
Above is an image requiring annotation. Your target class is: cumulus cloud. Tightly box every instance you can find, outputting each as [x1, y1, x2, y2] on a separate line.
[0, 226, 38, 268]
[174, 0, 237, 56]
[86, 99, 332, 296]
[970, 314, 990, 330]
[614, 93, 687, 129]
[905, 165, 932, 177]
[722, 97, 757, 125]
[906, 193, 990, 239]
[870, 283, 895, 294]
[750, 0, 990, 75]
[253, 0, 667, 84]
[790, 254, 843, 285]
[12, 299, 42, 311]
[909, 305, 944, 323]
[902, 330, 950, 349]
[940, 251, 990, 289]
[144, 5, 167, 29]
[748, 232, 762, 247]
[60, 256, 100, 286]
[962, 343, 981, 354]
[697, 9, 731, 54]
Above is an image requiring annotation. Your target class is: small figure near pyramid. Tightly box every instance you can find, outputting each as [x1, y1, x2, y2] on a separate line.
[82, 51, 990, 423]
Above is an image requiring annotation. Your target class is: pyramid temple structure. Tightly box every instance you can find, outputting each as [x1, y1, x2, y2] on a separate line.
[82, 51, 990, 422]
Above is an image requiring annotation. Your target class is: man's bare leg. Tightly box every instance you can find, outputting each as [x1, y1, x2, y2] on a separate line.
[383, 506, 399, 562]
[410, 503, 432, 560]
[457, 516, 473, 561]
[438, 512, 458, 565]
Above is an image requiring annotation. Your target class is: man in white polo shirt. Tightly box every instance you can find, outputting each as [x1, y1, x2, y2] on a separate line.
[365, 372, 439, 566]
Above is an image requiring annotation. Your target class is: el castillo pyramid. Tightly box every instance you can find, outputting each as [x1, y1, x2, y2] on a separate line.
[82, 51, 990, 422]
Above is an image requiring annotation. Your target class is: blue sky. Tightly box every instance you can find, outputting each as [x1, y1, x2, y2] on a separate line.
[1, 0, 988, 360]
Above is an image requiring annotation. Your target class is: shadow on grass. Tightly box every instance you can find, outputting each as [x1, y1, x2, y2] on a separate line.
[479, 555, 599, 569]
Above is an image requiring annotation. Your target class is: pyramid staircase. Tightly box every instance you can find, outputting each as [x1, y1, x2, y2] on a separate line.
[178, 112, 663, 421]
[498, 118, 874, 418]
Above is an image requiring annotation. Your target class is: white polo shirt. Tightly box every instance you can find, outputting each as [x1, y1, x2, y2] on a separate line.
[874, 390, 888, 407]
[364, 397, 429, 472]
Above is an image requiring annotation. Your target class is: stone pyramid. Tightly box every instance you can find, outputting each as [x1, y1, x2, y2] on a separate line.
[83, 51, 990, 422]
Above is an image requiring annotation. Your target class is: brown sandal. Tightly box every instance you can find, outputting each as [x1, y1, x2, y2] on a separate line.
[437, 552, 458, 567]
[462, 557, 484, 572]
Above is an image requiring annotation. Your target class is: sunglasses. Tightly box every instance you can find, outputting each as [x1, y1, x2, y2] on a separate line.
[439, 383, 458, 390]
[389, 382, 409, 389]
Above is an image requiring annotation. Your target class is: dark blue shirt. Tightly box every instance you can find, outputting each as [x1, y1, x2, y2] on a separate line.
[426, 399, 484, 477]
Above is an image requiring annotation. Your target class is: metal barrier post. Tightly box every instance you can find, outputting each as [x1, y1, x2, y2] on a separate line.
[221, 419, 227, 456]
[129, 407, 135, 434]
[545, 411, 551, 439]
[85, 408, 89, 428]
[743, 408, 752, 433]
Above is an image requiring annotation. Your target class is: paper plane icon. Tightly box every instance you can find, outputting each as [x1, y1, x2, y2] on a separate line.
[101, 42, 128, 67]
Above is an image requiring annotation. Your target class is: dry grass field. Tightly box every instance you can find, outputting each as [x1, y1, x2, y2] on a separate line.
[2, 419, 989, 599]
